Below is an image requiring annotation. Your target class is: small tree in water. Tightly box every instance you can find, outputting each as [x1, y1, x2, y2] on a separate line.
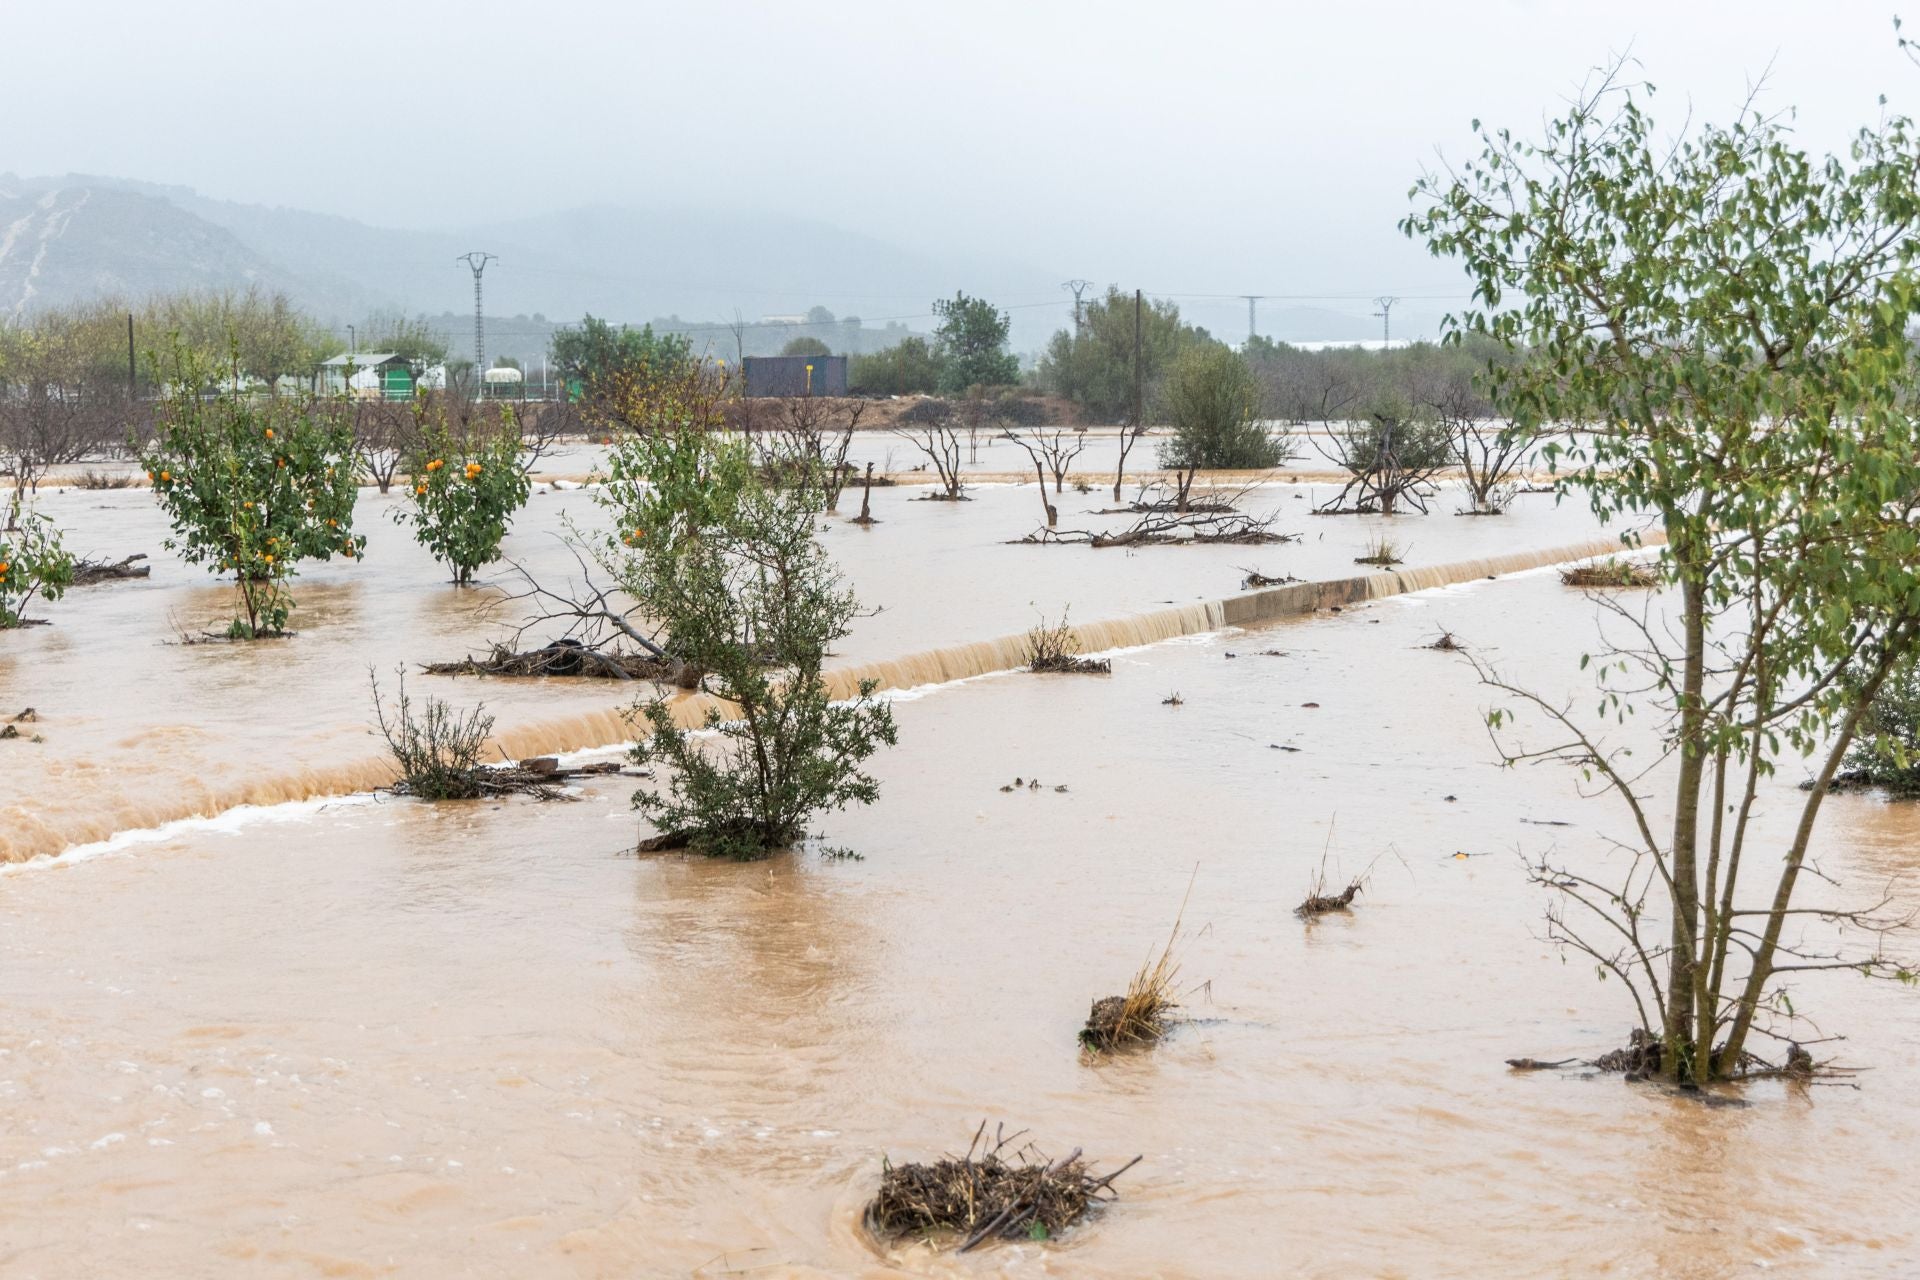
[1157, 344, 1287, 512]
[0, 508, 75, 627]
[141, 354, 364, 637]
[1841, 655, 1920, 795]
[598, 367, 897, 859]
[1408, 58, 1920, 1082]
[397, 409, 531, 585]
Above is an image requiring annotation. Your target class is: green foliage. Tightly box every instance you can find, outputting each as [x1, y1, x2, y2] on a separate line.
[140, 363, 364, 637]
[932, 292, 1019, 393]
[0, 508, 75, 627]
[550, 316, 694, 398]
[849, 337, 943, 395]
[141, 287, 330, 390]
[356, 309, 449, 373]
[600, 423, 897, 859]
[1844, 655, 1920, 793]
[1406, 60, 1920, 1078]
[1035, 288, 1205, 420]
[780, 336, 832, 358]
[1156, 344, 1284, 469]
[397, 412, 531, 585]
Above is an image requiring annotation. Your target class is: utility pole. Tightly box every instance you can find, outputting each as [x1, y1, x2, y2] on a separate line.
[1132, 288, 1143, 431]
[1062, 279, 1092, 334]
[1372, 295, 1399, 348]
[126, 313, 136, 398]
[347, 324, 356, 355]
[457, 251, 498, 386]
[1241, 295, 1263, 344]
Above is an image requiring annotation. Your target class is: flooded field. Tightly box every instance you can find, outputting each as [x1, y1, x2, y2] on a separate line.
[3, 468, 1916, 1279]
[0, 465, 1618, 864]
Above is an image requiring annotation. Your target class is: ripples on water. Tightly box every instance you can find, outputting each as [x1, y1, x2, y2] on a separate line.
[1, 469, 1914, 1277]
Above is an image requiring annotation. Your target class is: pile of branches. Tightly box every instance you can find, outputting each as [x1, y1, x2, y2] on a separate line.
[1297, 881, 1362, 916]
[71, 553, 150, 585]
[1561, 559, 1658, 588]
[422, 640, 673, 682]
[1019, 509, 1295, 548]
[865, 1122, 1140, 1252]
[389, 757, 624, 802]
[1297, 852, 1367, 917]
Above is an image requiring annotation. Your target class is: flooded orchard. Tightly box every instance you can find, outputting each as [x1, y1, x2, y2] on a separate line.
[3, 452, 1916, 1280]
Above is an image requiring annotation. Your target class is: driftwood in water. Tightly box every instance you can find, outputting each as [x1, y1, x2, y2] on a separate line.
[864, 1122, 1140, 1251]
[1296, 881, 1362, 916]
[1561, 559, 1657, 588]
[422, 640, 675, 682]
[72, 554, 150, 585]
[389, 757, 626, 802]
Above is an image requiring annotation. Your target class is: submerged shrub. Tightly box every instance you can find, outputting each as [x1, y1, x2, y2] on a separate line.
[397, 411, 531, 585]
[1844, 655, 1920, 794]
[598, 366, 896, 858]
[370, 669, 492, 799]
[140, 358, 363, 637]
[0, 508, 76, 627]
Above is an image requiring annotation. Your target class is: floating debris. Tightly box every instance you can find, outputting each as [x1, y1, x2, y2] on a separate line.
[865, 1122, 1141, 1252]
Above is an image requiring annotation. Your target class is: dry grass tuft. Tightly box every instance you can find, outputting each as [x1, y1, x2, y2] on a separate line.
[865, 1122, 1141, 1251]
[74, 469, 134, 490]
[1024, 610, 1111, 674]
[1080, 877, 1192, 1051]
[1354, 532, 1406, 566]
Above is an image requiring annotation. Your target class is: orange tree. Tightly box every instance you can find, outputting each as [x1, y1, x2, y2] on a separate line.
[397, 409, 530, 585]
[141, 375, 363, 638]
[0, 508, 75, 628]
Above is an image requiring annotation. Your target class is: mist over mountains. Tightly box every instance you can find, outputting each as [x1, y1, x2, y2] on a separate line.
[0, 172, 1384, 357]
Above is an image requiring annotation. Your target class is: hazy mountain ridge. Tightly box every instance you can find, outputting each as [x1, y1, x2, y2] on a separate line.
[0, 171, 1384, 350]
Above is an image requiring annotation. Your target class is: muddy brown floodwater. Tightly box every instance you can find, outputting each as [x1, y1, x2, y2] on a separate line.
[2, 474, 1917, 1277]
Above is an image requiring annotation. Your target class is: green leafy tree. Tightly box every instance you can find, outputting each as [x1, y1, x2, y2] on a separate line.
[1157, 344, 1285, 471]
[1035, 288, 1204, 420]
[780, 336, 832, 358]
[398, 412, 531, 585]
[1843, 655, 1920, 794]
[932, 292, 1019, 393]
[1407, 60, 1920, 1081]
[0, 508, 75, 627]
[596, 368, 896, 859]
[849, 337, 944, 395]
[144, 287, 329, 391]
[358, 310, 450, 376]
[550, 316, 694, 419]
[140, 363, 364, 637]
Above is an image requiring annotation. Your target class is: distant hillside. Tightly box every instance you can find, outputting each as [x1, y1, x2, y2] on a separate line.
[0, 172, 1064, 347]
[0, 182, 340, 318]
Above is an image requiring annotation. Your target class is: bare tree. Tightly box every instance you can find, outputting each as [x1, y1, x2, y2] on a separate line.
[742, 394, 870, 511]
[1445, 414, 1531, 514]
[892, 398, 967, 500]
[1313, 397, 1451, 515]
[351, 399, 420, 495]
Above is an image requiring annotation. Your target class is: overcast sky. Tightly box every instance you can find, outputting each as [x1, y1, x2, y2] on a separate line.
[7, 0, 1917, 335]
